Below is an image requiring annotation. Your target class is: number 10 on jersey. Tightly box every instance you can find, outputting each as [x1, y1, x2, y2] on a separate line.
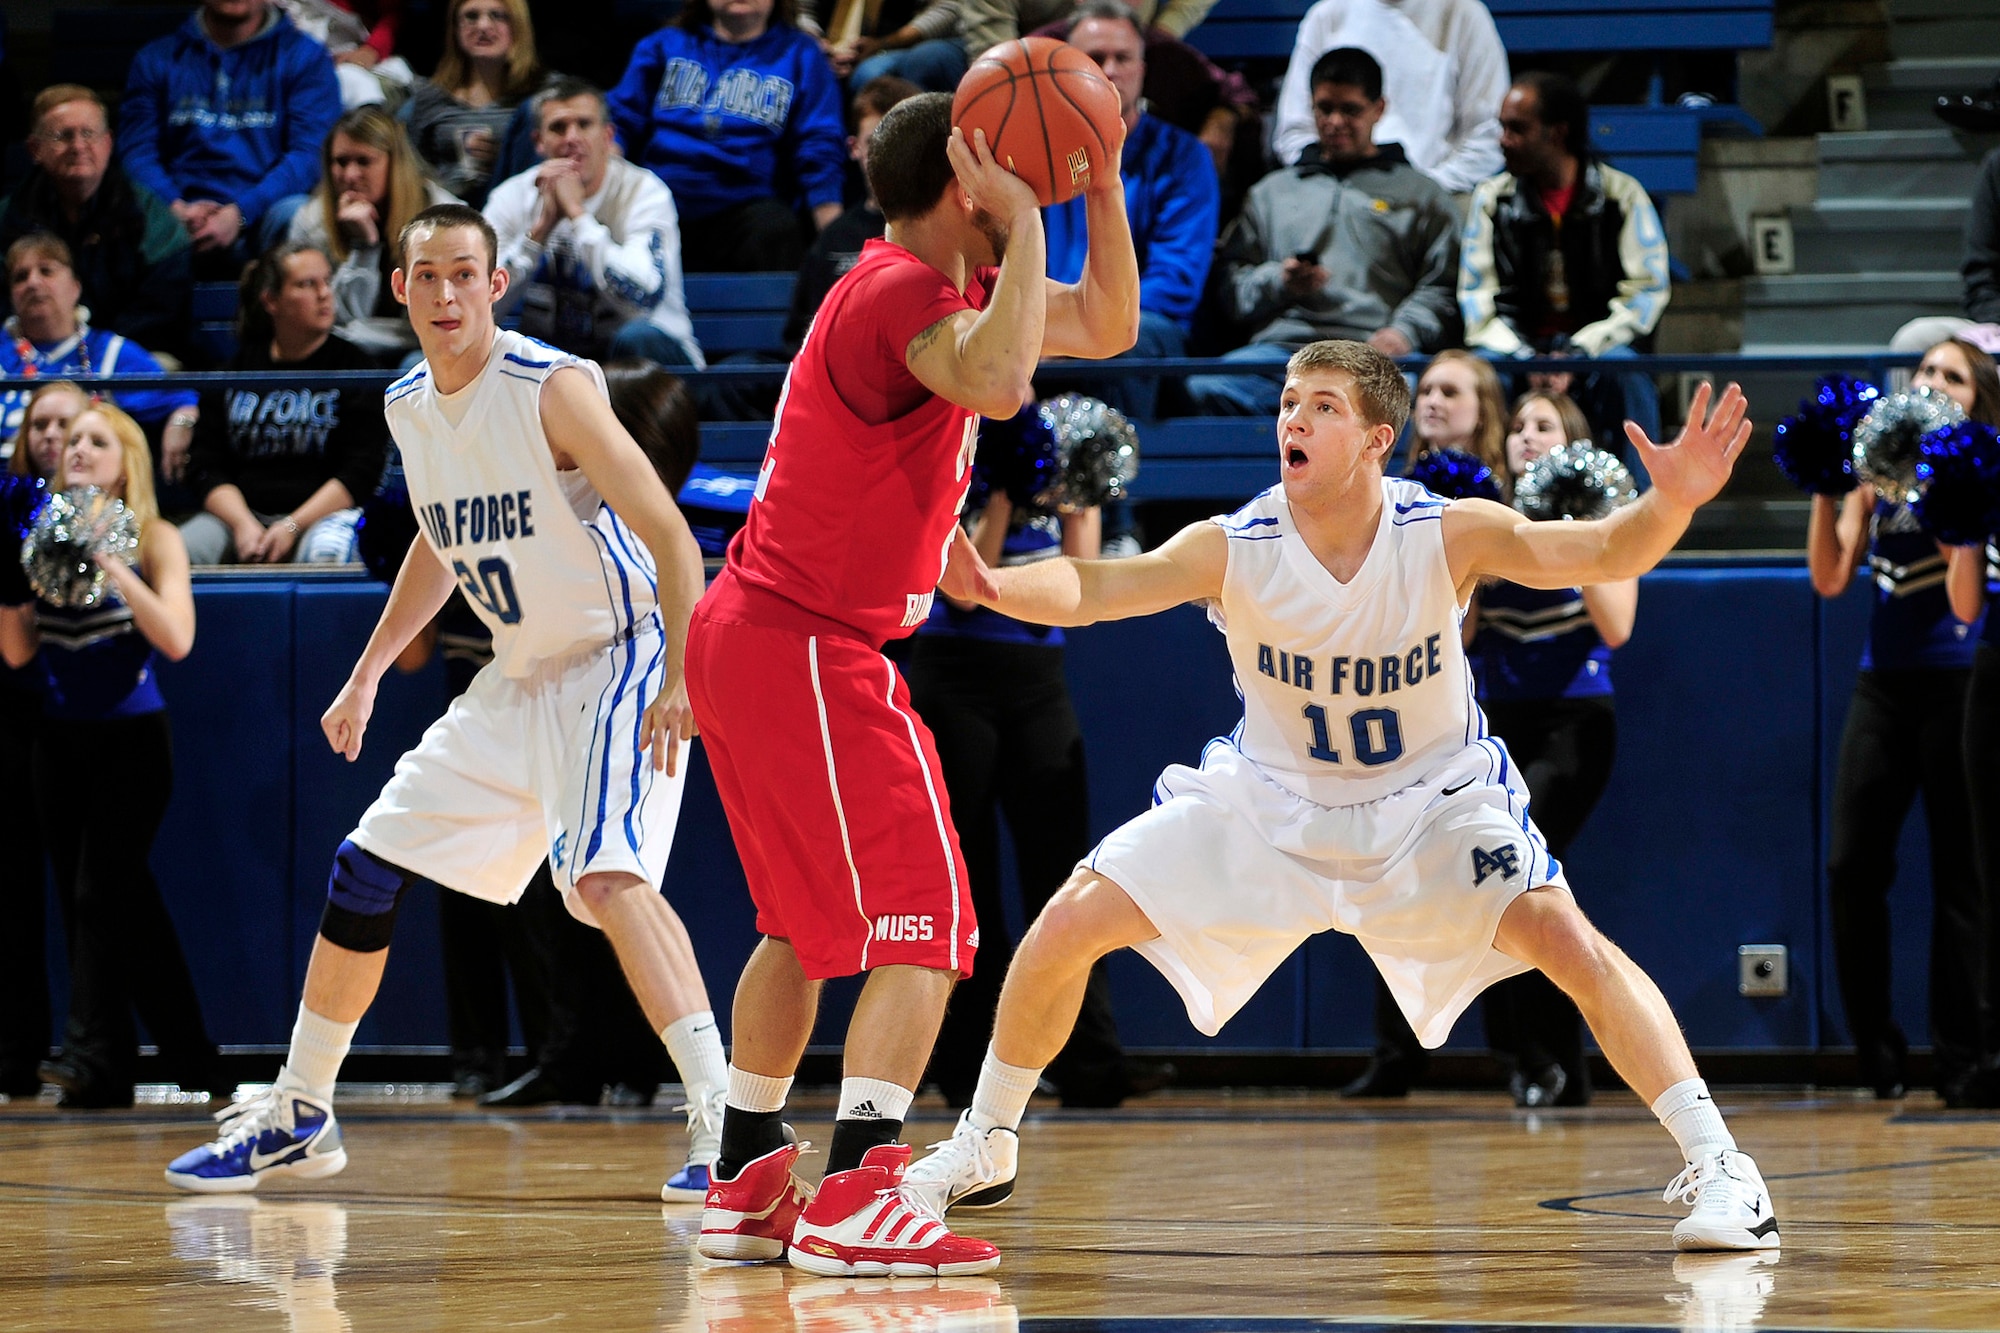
[1302, 703, 1404, 766]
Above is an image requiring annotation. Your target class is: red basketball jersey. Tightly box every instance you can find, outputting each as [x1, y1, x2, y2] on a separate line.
[723, 240, 993, 645]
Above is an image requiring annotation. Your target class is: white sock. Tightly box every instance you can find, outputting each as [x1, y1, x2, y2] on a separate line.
[1652, 1077, 1737, 1162]
[727, 1064, 793, 1114]
[660, 1011, 729, 1103]
[273, 1007, 358, 1103]
[970, 1049, 1042, 1133]
[838, 1076, 913, 1125]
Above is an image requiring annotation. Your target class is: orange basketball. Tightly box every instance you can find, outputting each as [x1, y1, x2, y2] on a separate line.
[952, 36, 1123, 208]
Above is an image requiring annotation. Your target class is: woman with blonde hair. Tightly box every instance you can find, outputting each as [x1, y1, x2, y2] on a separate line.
[0, 401, 218, 1107]
[288, 107, 460, 361]
[0, 380, 83, 1097]
[1407, 349, 1509, 481]
[403, 0, 550, 207]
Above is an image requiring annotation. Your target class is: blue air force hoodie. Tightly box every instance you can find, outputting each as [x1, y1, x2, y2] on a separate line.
[607, 24, 847, 224]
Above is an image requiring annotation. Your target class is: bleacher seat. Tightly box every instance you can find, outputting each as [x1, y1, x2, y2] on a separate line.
[52, 7, 186, 91]
[684, 272, 794, 358]
[191, 282, 238, 367]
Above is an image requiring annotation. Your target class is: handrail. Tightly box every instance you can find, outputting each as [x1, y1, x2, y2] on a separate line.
[1, 350, 1925, 394]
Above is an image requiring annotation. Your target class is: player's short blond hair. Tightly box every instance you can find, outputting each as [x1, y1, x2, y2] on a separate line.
[1287, 340, 1411, 433]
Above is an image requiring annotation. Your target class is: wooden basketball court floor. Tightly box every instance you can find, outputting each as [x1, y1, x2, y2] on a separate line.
[3, 1087, 1998, 1332]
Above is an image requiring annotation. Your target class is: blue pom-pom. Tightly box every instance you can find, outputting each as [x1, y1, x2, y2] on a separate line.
[1772, 374, 1877, 496]
[1407, 447, 1502, 503]
[978, 405, 1059, 508]
[1912, 420, 2000, 547]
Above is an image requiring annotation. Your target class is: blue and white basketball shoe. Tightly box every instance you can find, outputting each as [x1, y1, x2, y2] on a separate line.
[165, 1086, 348, 1193]
[663, 1085, 728, 1203]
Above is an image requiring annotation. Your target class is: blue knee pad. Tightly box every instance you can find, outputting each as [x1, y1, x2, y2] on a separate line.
[318, 840, 416, 953]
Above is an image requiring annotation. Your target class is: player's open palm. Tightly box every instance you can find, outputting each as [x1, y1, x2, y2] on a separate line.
[1624, 380, 1752, 511]
[323, 675, 378, 762]
[642, 676, 697, 776]
[947, 127, 1041, 224]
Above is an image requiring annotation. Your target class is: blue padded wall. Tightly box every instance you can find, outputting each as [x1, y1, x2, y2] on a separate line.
[102, 565, 1950, 1057]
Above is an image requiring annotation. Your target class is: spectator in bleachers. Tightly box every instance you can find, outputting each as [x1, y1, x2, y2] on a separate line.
[1186, 48, 1456, 417]
[0, 379, 80, 1102]
[404, 0, 551, 209]
[0, 401, 220, 1109]
[0, 87, 193, 361]
[1890, 148, 2000, 360]
[1809, 336, 1995, 1105]
[960, 0, 1215, 64]
[119, 0, 341, 267]
[0, 236, 198, 479]
[486, 78, 701, 368]
[289, 106, 459, 363]
[1047, 1, 1217, 420]
[1462, 71, 1666, 449]
[607, 0, 848, 272]
[1272, 0, 1506, 195]
[179, 243, 387, 564]
[279, 0, 415, 107]
[1404, 347, 1506, 474]
[799, 0, 965, 93]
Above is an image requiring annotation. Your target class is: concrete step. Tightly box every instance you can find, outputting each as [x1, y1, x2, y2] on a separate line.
[1862, 57, 2000, 129]
[1787, 197, 1968, 272]
[1816, 127, 1995, 199]
[1741, 271, 1960, 345]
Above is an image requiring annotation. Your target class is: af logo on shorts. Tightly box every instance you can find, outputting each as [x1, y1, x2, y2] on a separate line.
[1471, 843, 1520, 887]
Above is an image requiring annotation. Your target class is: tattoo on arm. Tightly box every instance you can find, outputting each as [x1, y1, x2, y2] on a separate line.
[906, 315, 953, 362]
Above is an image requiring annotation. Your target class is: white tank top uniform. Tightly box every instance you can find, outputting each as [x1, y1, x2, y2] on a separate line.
[350, 331, 684, 922]
[1085, 477, 1568, 1045]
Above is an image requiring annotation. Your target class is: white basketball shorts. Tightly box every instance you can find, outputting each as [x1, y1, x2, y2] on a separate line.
[350, 624, 685, 928]
[1085, 735, 1568, 1047]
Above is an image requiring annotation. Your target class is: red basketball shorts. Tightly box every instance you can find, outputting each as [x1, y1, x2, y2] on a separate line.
[687, 571, 977, 980]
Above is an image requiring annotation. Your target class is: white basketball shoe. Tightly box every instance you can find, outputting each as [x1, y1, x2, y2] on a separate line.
[663, 1084, 729, 1203]
[1664, 1150, 1781, 1251]
[903, 1110, 1018, 1215]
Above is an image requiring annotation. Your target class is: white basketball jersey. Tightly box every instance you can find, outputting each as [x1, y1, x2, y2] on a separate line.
[1211, 477, 1480, 806]
[385, 331, 660, 677]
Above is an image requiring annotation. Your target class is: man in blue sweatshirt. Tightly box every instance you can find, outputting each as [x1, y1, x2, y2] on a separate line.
[119, 0, 340, 269]
[607, 0, 849, 273]
[1043, 1, 1218, 419]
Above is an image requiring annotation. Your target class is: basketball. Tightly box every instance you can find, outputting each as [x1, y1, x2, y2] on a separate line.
[952, 36, 1123, 208]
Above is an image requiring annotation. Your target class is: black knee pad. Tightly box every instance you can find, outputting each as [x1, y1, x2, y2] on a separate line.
[317, 840, 415, 953]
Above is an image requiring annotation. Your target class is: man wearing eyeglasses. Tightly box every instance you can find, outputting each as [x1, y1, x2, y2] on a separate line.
[0, 85, 193, 360]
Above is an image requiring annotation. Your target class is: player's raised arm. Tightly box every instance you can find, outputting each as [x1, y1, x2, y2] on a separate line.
[903, 128, 1050, 418]
[1442, 381, 1752, 596]
[324, 533, 458, 760]
[1040, 130, 1141, 361]
[951, 517, 1226, 627]
[539, 364, 705, 776]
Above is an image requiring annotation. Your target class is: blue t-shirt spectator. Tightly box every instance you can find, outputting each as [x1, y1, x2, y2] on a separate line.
[119, 1, 340, 240]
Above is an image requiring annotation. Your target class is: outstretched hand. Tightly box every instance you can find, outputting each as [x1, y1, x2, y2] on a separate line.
[1623, 381, 1752, 512]
[937, 525, 999, 606]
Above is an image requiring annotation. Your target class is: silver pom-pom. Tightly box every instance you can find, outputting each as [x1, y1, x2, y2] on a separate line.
[21, 486, 142, 608]
[1512, 441, 1639, 522]
[1031, 394, 1140, 510]
[1852, 385, 1965, 504]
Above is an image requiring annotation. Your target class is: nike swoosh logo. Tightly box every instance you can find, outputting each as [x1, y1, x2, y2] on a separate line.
[1442, 779, 1474, 796]
[248, 1142, 305, 1171]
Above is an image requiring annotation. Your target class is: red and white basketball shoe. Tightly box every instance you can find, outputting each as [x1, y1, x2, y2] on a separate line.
[697, 1142, 814, 1262]
[786, 1144, 1002, 1277]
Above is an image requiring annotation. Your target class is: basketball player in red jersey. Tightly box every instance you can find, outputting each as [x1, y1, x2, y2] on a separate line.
[686, 90, 1139, 1276]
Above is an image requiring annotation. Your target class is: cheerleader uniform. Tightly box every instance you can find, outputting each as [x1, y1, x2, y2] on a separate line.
[1826, 499, 1982, 1098]
[31, 582, 217, 1104]
[1470, 580, 1622, 1105]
